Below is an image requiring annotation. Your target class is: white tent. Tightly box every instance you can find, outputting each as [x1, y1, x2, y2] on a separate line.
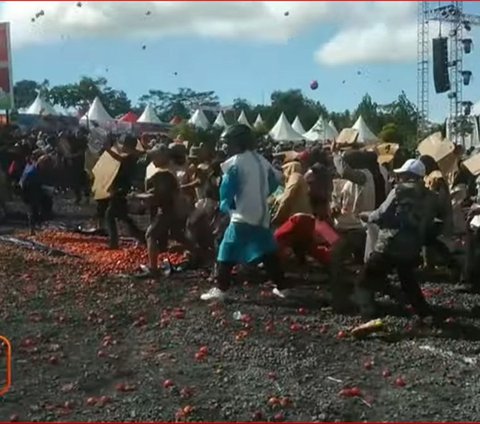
[213, 111, 228, 128]
[473, 100, 480, 116]
[304, 117, 336, 143]
[269, 112, 304, 142]
[352, 115, 378, 144]
[188, 109, 210, 130]
[137, 104, 162, 124]
[291, 116, 306, 134]
[80, 97, 113, 124]
[25, 94, 58, 116]
[328, 120, 339, 137]
[237, 110, 252, 128]
[254, 113, 265, 129]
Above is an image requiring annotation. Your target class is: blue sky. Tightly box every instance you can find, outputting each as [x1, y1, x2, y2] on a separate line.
[3, 1, 480, 122]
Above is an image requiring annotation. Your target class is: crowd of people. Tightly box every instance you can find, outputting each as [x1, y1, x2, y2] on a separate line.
[1, 122, 480, 321]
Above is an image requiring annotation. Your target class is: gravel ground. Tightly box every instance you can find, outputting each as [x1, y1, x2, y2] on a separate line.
[1, 198, 480, 422]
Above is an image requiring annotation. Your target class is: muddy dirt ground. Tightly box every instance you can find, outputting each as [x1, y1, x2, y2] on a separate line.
[1, 197, 480, 422]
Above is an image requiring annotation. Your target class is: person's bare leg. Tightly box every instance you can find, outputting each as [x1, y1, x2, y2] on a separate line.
[147, 237, 159, 272]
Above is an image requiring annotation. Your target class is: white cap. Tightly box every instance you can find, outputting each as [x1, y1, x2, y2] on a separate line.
[393, 159, 426, 177]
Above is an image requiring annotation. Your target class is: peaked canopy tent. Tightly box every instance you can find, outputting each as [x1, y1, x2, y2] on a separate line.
[473, 100, 480, 116]
[304, 117, 337, 143]
[237, 110, 252, 128]
[254, 113, 265, 129]
[137, 104, 162, 124]
[188, 109, 210, 130]
[352, 115, 379, 144]
[269, 112, 304, 143]
[25, 94, 58, 116]
[291, 116, 306, 134]
[213, 111, 228, 128]
[80, 97, 114, 125]
[118, 111, 138, 123]
[328, 120, 339, 137]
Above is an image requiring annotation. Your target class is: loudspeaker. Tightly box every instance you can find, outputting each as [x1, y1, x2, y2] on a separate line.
[432, 37, 450, 93]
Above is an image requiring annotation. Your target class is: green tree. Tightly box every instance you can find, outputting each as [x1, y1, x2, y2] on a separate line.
[382, 91, 418, 148]
[13, 79, 49, 109]
[379, 123, 401, 143]
[48, 77, 131, 116]
[353, 93, 384, 133]
[267, 89, 328, 130]
[140, 88, 219, 121]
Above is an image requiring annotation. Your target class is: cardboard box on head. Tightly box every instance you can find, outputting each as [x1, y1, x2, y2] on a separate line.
[417, 132, 457, 176]
[463, 153, 480, 177]
[376, 142, 399, 165]
[336, 128, 359, 148]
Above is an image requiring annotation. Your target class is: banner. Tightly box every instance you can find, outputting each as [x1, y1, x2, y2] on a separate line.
[0, 23, 13, 111]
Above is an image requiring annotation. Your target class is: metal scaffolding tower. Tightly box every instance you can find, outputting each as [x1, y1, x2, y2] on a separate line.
[417, 1, 430, 140]
[417, 1, 480, 145]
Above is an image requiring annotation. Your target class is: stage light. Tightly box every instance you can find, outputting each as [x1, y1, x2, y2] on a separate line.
[461, 70, 472, 85]
[462, 39, 473, 54]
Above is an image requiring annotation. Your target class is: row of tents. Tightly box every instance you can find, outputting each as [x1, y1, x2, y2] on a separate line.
[187, 108, 379, 144]
[23, 94, 380, 144]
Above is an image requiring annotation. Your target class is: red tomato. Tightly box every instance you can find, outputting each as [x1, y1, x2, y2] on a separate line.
[86, 397, 97, 406]
[364, 360, 374, 370]
[339, 387, 361, 397]
[48, 356, 59, 365]
[382, 369, 392, 378]
[195, 352, 206, 361]
[336, 330, 347, 339]
[395, 377, 406, 387]
[199, 346, 208, 355]
[290, 323, 302, 333]
[252, 411, 264, 420]
[163, 379, 174, 389]
[267, 396, 280, 408]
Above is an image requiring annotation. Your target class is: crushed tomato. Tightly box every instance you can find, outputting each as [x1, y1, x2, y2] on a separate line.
[27, 230, 187, 281]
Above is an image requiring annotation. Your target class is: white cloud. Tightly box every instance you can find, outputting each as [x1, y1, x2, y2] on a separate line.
[0, 1, 418, 66]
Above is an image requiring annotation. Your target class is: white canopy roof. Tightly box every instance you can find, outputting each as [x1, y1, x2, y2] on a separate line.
[25, 94, 58, 116]
[304, 117, 337, 143]
[328, 120, 339, 137]
[80, 97, 113, 124]
[473, 100, 480, 116]
[292, 116, 306, 134]
[137, 104, 162, 124]
[213, 111, 228, 128]
[188, 109, 210, 130]
[254, 113, 265, 129]
[269, 112, 304, 142]
[237, 110, 252, 128]
[352, 115, 378, 144]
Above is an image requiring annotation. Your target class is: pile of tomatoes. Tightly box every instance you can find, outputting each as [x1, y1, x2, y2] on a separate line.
[29, 231, 187, 281]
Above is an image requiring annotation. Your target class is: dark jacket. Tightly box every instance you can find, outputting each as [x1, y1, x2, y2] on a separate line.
[368, 181, 437, 260]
